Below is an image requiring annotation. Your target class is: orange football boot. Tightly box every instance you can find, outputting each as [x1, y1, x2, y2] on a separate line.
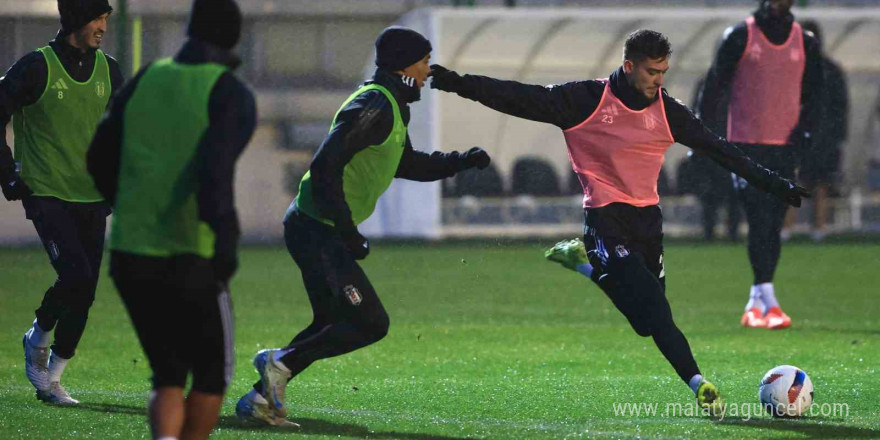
[741, 307, 767, 328]
[764, 306, 792, 330]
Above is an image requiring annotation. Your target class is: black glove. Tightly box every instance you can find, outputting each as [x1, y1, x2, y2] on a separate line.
[2, 174, 32, 201]
[212, 252, 238, 286]
[210, 215, 240, 284]
[775, 177, 811, 208]
[429, 64, 463, 92]
[458, 147, 491, 171]
[340, 228, 370, 260]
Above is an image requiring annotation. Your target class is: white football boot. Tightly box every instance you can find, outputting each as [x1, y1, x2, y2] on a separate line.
[22, 328, 50, 392]
[254, 349, 292, 419]
[235, 390, 299, 427]
[38, 381, 79, 405]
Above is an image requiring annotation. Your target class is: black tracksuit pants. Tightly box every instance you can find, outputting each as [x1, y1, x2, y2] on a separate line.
[734, 145, 796, 285]
[582, 203, 700, 384]
[23, 196, 109, 360]
[253, 206, 389, 392]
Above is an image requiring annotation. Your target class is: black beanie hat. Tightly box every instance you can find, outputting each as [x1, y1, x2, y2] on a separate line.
[375, 26, 432, 72]
[187, 0, 242, 50]
[57, 0, 112, 34]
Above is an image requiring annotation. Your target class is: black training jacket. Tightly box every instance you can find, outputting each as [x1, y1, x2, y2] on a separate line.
[86, 38, 256, 262]
[433, 65, 791, 201]
[307, 68, 473, 235]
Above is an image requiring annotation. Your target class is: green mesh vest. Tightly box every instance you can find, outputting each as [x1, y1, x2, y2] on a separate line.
[110, 59, 228, 258]
[12, 46, 110, 202]
[296, 84, 407, 226]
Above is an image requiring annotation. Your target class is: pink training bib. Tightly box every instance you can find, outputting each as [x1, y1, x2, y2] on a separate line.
[563, 80, 674, 209]
[727, 16, 805, 145]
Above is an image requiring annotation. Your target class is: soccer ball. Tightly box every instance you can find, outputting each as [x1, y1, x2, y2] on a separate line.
[759, 365, 814, 417]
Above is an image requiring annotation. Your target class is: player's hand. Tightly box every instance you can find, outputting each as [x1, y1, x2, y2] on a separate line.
[458, 147, 491, 171]
[341, 229, 370, 260]
[778, 178, 811, 208]
[2, 175, 32, 201]
[212, 252, 238, 285]
[429, 64, 462, 91]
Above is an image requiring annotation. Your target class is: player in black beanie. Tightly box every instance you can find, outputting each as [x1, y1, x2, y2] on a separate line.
[86, 0, 252, 436]
[58, 0, 112, 36]
[187, 0, 242, 50]
[375, 26, 432, 72]
[373, 26, 433, 102]
[234, 24, 491, 427]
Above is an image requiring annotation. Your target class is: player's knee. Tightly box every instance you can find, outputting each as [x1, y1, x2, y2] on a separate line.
[57, 273, 91, 293]
[364, 310, 390, 344]
[631, 321, 653, 337]
[57, 268, 99, 296]
[62, 290, 97, 314]
[622, 311, 654, 337]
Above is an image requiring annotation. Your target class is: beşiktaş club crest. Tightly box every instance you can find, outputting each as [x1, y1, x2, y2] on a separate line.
[95, 81, 106, 97]
[615, 244, 629, 258]
[343, 285, 362, 306]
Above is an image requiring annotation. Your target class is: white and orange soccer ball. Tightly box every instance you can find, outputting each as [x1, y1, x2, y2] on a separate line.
[759, 365, 814, 417]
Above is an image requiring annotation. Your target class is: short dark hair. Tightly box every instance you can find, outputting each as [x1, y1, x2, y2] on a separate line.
[623, 29, 672, 63]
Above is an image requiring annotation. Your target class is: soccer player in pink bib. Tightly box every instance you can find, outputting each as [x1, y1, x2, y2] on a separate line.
[699, 0, 822, 330]
[431, 29, 808, 411]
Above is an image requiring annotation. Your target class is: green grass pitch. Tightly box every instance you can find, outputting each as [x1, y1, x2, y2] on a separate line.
[0, 242, 877, 439]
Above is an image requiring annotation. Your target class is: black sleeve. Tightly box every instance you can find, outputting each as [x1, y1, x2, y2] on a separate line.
[105, 54, 126, 100]
[665, 92, 788, 196]
[0, 51, 48, 181]
[792, 32, 823, 148]
[825, 60, 849, 143]
[394, 134, 467, 182]
[435, 74, 604, 130]
[197, 72, 257, 260]
[310, 89, 393, 234]
[87, 63, 151, 204]
[698, 23, 747, 135]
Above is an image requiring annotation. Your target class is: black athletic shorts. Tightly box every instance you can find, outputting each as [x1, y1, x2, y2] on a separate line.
[110, 251, 234, 394]
[582, 203, 665, 280]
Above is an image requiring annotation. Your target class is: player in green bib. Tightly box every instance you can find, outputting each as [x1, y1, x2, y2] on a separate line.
[87, 1, 254, 438]
[235, 27, 493, 426]
[0, 0, 123, 405]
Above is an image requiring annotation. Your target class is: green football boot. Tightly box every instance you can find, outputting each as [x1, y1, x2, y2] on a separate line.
[696, 380, 725, 417]
[544, 238, 588, 271]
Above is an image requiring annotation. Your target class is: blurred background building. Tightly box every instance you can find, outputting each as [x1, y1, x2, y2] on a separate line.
[2, 0, 880, 242]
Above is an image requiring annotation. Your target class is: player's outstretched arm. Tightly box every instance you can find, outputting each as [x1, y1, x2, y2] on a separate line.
[395, 134, 490, 182]
[430, 64, 582, 128]
[666, 94, 809, 207]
